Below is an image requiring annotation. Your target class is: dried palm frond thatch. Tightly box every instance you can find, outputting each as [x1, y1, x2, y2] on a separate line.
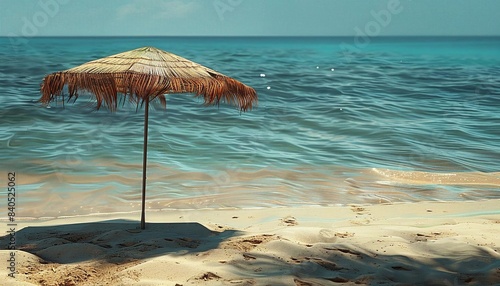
[40, 46, 257, 111]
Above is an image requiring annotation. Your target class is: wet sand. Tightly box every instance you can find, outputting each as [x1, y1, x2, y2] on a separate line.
[11, 167, 500, 218]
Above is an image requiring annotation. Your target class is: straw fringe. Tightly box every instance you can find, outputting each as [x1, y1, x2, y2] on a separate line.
[40, 47, 257, 112]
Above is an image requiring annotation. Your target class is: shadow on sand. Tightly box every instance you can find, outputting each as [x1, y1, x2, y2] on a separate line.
[2, 220, 500, 285]
[1, 220, 240, 264]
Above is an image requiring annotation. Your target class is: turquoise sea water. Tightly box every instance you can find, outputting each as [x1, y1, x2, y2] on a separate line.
[1, 36, 499, 218]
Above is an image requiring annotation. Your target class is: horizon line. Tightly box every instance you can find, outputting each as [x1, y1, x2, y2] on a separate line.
[2, 35, 500, 38]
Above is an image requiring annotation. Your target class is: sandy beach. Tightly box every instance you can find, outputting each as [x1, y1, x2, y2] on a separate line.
[1, 199, 499, 285]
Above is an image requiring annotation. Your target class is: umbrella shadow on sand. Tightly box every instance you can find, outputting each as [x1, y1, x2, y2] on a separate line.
[2, 220, 240, 265]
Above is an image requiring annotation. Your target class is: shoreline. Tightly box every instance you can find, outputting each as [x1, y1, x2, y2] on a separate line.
[5, 167, 500, 219]
[2, 199, 500, 285]
[2, 198, 498, 223]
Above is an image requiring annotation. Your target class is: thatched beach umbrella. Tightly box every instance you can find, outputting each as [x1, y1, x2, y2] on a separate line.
[40, 46, 257, 229]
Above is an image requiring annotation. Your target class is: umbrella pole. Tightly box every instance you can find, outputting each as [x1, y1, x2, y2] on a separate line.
[140, 99, 150, 230]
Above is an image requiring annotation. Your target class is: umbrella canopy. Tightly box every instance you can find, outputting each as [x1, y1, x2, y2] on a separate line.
[40, 46, 257, 111]
[40, 46, 257, 229]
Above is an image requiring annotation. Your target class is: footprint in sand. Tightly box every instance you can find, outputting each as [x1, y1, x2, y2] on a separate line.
[319, 229, 338, 242]
[282, 216, 298, 226]
[188, 272, 221, 282]
[334, 232, 355, 239]
[221, 234, 276, 252]
[350, 205, 366, 214]
[350, 205, 373, 225]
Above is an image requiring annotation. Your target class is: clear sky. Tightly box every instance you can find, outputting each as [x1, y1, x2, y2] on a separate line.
[2, 0, 500, 37]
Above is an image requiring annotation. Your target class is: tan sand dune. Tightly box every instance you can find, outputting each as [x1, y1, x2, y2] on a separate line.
[1, 200, 499, 285]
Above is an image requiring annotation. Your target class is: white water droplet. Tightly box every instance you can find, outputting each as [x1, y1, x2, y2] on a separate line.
[331, 68, 335, 71]
[267, 86, 271, 90]
[260, 73, 266, 77]
[316, 66, 319, 69]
